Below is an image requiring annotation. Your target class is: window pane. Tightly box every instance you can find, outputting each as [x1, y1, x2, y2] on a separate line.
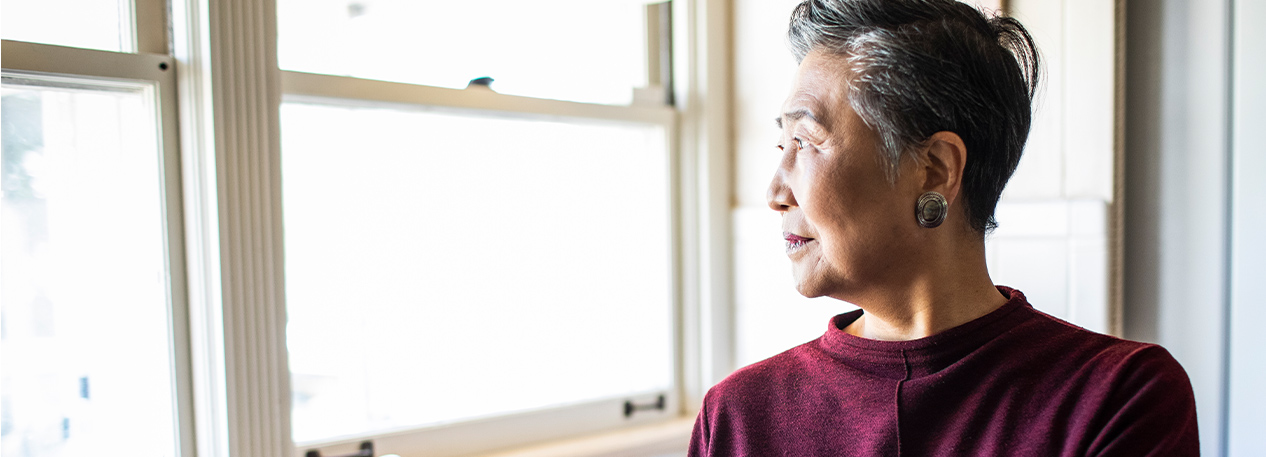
[1, 0, 134, 52]
[1, 78, 175, 456]
[277, 0, 651, 105]
[282, 102, 673, 443]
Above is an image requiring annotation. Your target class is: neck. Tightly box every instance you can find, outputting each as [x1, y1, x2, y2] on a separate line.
[841, 233, 1007, 341]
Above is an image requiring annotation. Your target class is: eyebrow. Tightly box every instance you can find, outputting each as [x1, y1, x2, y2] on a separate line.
[774, 109, 822, 129]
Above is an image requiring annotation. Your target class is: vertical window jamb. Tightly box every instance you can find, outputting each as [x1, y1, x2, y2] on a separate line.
[135, 0, 168, 55]
[171, 0, 291, 455]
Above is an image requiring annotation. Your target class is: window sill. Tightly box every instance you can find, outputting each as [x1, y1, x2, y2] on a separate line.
[480, 417, 693, 457]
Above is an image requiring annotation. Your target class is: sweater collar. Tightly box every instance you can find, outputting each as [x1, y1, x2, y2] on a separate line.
[815, 286, 1034, 380]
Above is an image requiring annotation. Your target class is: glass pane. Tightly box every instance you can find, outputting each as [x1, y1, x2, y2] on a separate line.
[282, 102, 673, 443]
[1, 0, 134, 52]
[277, 0, 651, 105]
[1, 78, 175, 456]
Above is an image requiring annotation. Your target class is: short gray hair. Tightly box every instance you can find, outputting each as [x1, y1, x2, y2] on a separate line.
[788, 0, 1040, 233]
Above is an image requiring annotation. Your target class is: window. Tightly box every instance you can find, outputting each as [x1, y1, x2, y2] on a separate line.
[0, 0, 134, 52]
[276, 2, 683, 454]
[1, 73, 178, 457]
[0, 7, 191, 456]
[276, 0, 653, 105]
[2, 0, 728, 455]
[282, 103, 675, 448]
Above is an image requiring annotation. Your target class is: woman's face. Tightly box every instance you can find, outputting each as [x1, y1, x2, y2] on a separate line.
[768, 50, 925, 301]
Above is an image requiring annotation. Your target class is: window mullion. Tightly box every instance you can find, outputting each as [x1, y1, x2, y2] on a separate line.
[668, 0, 733, 412]
[170, 0, 290, 456]
[280, 71, 675, 126]
[135, 0, 169, 55]
[1, 40, 170, 81]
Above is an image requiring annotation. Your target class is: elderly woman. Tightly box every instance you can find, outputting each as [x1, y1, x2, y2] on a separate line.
[689, 0, 1199, 455]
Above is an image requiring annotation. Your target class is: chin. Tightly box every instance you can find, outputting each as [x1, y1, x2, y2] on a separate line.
[788, 249, 861, 299]
[791, 264, 864, 301]
[791, 271, 841, 299]
[794, 283, 828, 299]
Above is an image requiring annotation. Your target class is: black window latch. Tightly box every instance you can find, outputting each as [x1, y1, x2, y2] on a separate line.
[305, 440, 373, 457]
[624, 394, 667, 418]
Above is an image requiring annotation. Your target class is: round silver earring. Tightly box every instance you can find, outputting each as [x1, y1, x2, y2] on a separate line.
[916, 191, 948, 228]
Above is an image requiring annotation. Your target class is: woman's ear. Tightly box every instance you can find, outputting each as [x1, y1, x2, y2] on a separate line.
[919, 131, 968, 205]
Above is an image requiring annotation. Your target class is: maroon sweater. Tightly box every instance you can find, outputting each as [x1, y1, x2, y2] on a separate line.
[690, 288, 1199, 456]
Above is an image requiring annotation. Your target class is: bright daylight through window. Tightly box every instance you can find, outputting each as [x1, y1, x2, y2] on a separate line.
[3, 0, 683, 454]
[277, 0, 651, 105]
[1, 76, 177, 457]
[282, 103, 674, 444]
[277, 0, 679, 449]
[0, 0, 134, 52]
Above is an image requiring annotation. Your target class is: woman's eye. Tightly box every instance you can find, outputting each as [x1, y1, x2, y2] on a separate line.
[777, 138, 806, 152]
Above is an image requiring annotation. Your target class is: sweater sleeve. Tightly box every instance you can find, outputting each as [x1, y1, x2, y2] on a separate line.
[688, 399, 711, 457]
[1088, 345, 1200, 457]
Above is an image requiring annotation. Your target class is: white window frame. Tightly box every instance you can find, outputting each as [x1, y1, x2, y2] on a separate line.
[4, 0, 734, 454]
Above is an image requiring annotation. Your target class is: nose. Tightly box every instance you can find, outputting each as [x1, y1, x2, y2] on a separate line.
[767, 169, 796, 212]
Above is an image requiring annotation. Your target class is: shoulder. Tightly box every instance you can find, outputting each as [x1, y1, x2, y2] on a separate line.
[986, 288, 1170, 371]
[1013, 308, 1191, 389]
[1081, 340, 1199, 454]
[1008, 306, 1167, 367]
[691, 339, 836, 456]
[1025, 313, 1195, 412]
[1008, 309, 1199, 454]
[699, 338, 830, 417]
[1057, 326, 1194, 403]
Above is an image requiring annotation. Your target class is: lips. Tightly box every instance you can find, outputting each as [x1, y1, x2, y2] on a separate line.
[783, 232, 815, 252]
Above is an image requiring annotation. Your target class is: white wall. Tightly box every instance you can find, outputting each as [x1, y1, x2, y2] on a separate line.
[1124, 1, 1230, 455]
[1227, 0, 1266, 453]
[997, 0, 1116, 334]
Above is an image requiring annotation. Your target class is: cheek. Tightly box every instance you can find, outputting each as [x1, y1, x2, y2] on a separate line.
[795, 151, 907, 236]
[800, 164, 864, 226]
[811, 170, 909, 253]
